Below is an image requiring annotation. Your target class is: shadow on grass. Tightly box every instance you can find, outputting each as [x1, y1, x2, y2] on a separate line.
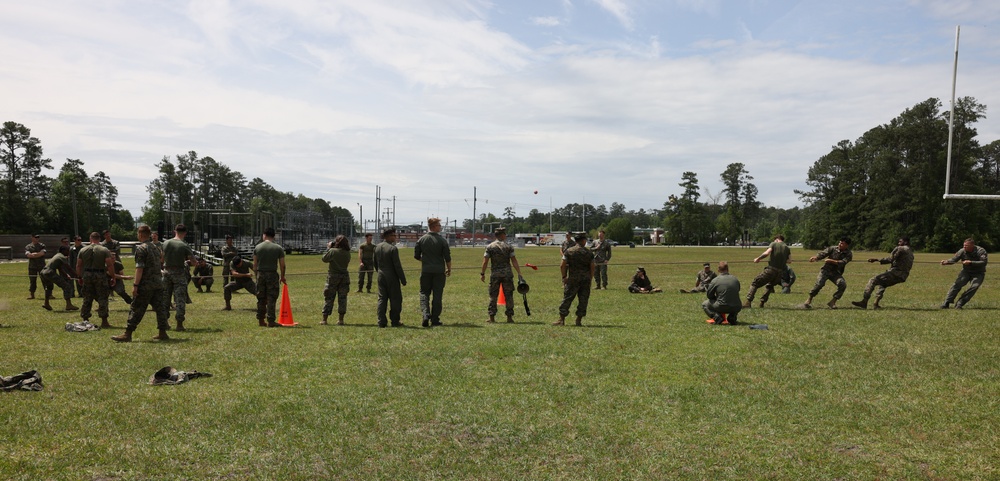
[129, 337, 193, 344]
[437, 322, 485, 328]
[867, 306, 953, 312]
[176, 327, 225, 333]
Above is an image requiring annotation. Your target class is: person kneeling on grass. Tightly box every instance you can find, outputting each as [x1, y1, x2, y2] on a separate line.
[628, 266, 661, 293]
[703, 261, 741, 325]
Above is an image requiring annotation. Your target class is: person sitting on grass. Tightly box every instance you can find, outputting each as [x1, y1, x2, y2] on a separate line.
[680, 263, 716, 293]
[628, 266, 662, 293]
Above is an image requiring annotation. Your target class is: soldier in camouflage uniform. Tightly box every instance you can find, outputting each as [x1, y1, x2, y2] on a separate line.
[852, 237, 914, 310]
[554, 232, 595, 326]
[743, 235, 791, 308]
[560, 231, 577, 255]
[415, 217, 452, 327]
[75, 232, 116, 328]
[222, 256, 256, 311]
[24, 234, 47, 299]
[321, 235, 352, 325]
[803, 237, 853, 309]
[40, 245, 79, 311]
[102, 230, 121, 258]
[192, 257, 214, 292]
[112, 225, 171, 342]
[680, 263, 717, 293]
[221, 234, 239, 286]
[253, 227, 287, 327]
[480, 227, 524, 323]
[591, 230, 612, 290]
[374, 228, 407, 328]
[110, 252, 134, 305]
[357, 233, 376, 293]
[939, 238, 987, 309]
[162, 224, 197, 331]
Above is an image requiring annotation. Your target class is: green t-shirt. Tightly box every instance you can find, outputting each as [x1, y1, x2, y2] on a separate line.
[79, 243, 111, 270]
[254, 240, 285, 272]
[768, 241, 791, 270]
[162, 238, 193, 268]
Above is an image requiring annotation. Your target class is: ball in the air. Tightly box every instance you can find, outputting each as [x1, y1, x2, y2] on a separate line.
[533, 190, 538, 194]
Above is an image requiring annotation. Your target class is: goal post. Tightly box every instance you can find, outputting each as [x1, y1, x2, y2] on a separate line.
[942, 25, 1000, 200]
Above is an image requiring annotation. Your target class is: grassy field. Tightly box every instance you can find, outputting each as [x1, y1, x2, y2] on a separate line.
[1, 245, 998, 480]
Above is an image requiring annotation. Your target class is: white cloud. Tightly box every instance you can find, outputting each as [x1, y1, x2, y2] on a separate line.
[4, 0, 1000, 223]
[531, 16, 562, 26]
[591, 0, 634, 29]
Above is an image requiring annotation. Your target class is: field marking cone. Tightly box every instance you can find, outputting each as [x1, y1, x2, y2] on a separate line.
[278, 284, 298, 326]
[497, 287, 507, 307]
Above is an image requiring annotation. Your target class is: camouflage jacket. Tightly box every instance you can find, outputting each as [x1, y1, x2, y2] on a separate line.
[814, 245, 852, 275]
[484, 240, 515, 278]
[562, 245, 594, 281]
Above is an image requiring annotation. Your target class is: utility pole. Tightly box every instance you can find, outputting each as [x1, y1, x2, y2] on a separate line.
[472, 186, 477, 247]
[71, 180, 79, 237]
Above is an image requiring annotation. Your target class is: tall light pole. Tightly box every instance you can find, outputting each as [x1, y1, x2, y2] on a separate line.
[70, 177, 79, 237]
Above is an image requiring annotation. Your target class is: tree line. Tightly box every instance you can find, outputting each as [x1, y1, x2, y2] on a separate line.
[3, 96, 996, 251]
[141, 151, 353, 240]
[466, 97, 997, 252]
[0, 121, 132, 238]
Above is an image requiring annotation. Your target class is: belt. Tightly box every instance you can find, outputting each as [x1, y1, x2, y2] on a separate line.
[85, 268, 106, 272]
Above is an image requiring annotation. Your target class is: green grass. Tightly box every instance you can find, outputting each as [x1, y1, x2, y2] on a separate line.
[1, 246, 998, 480]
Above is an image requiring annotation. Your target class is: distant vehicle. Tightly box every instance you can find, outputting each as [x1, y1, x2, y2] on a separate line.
[608, 240, 619, 246]
[791, 242, 803, 247]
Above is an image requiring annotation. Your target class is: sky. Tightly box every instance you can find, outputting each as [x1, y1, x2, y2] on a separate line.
[4, 0, 1000, 229]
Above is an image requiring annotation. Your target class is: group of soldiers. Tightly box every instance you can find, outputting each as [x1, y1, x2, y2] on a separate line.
[23, 226, 987, 335]
[345, 221, 604, 328]
[692, 235, 987, 325]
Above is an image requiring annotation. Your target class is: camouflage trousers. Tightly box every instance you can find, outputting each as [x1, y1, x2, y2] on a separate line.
[746, 266, 783, 304]
[256, 271, 281, 323]
[112, 277, 133, 304]
[41, 271, 73, 300]
[127, 284, 169, 331]
[28, 266, 41, 294]
[488, 275, 515, 317]
[808, 270, 847, 300]
[323, 272, 351, 316]
[163, 268, 189, 321]
[224, 278, 257, 301]
[944, 270, 984, 307]
[559, 276, 591, 318]
[862, 271, 907, 303]
[194, 276, 214, 292]
[594, 263, 609, 288]
[79, 271, 111, 321]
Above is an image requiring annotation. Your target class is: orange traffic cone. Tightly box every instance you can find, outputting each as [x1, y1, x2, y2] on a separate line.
[279, 284, 298, 326]
[497, 287, 507, 307]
